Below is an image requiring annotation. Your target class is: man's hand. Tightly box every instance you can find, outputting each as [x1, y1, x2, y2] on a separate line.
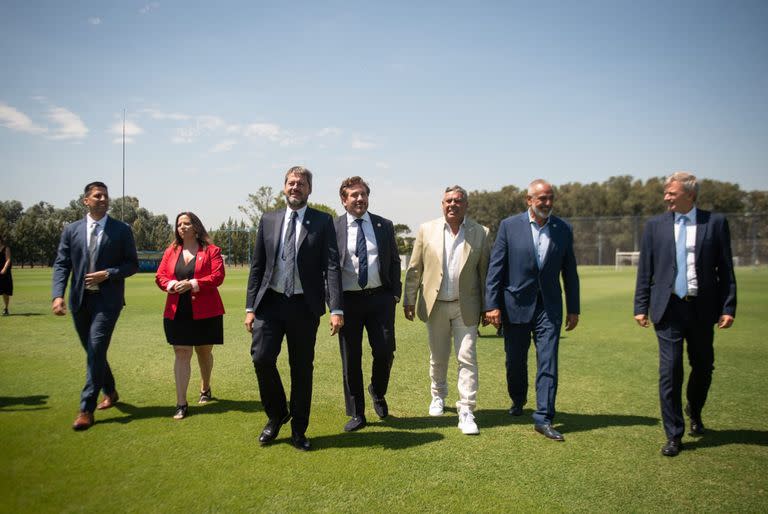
[84, 270, 109, 288]
[52, 297, 67, 316]
[718, 314, 735, 329]
[565, 313, 579, 331]
[244, 312, 255, 333]
[403, 305, 415, 321]
[634, 314, 650, 328]
[484, 309, 501, 329]
[330, 314, 344, 335]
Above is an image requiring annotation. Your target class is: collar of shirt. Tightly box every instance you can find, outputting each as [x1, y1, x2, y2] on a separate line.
[527, 210, 550, 228]
[86, 214, 108, 230]
[285, 205, 308, 225]
[443, 219, 466, 237]
[675, 207, 697, 224]
[346, 211, 372, 227]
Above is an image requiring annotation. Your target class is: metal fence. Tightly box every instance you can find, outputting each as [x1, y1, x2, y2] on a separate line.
[566, 213, 767, 266]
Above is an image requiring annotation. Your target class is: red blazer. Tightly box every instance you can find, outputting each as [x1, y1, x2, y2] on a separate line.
[155, 243, 225, 320]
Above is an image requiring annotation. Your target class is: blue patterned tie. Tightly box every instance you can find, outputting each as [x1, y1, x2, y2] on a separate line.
[355, 218, 368, 288]
[282, 211, 298, 297]
[674, 215, 688, 298]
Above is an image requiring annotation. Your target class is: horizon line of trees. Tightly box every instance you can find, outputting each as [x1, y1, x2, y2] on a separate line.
[3, 175, 766, 267]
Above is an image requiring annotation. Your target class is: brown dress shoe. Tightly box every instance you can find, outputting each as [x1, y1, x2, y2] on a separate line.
[72, 411, 94, 431]
[96, 391, 119, 410]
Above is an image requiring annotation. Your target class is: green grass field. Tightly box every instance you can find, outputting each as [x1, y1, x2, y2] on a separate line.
[1, 266, 766, 513]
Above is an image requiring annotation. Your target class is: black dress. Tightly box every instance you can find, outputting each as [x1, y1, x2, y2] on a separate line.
[163, 251, 223, 345]
[0, 246, 12, 296]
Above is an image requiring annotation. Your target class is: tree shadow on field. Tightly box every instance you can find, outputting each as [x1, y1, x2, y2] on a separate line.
[299, 430, 444, 451]
[97, 398, 262, 425]
[686, 429, 768, 450]
[0, 394, 49, 411]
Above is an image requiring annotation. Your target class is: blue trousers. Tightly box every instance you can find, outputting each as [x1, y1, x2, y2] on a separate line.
[72, 293, 120, 412]
[503, 300, 561, 425]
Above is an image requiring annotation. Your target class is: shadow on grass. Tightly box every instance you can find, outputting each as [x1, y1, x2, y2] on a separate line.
[0, 394, 50, 411]
[5, 313, 44, 317]
[686, 429, 768, 449]
[97, 398, 262, 424]
[268, 430, 444, 451]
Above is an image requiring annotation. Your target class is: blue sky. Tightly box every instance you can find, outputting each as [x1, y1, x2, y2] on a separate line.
[2, 0, 767, 231]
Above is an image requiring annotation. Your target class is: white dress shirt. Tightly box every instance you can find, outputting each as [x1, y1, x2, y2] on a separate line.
[674, 207, 699, 296]
[341, 211, 382, 291]
[528, 210, 551, 269]
[437, 221, 465, 301]
[269, 206, 307, 295]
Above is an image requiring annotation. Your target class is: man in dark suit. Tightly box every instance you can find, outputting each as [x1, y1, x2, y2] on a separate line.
[334, 176, 402, 432]
[634, 171, 736, 457]
[485, 179, 580, 442]
[52, 181, 138, 430]
[245, 166, 344, 451]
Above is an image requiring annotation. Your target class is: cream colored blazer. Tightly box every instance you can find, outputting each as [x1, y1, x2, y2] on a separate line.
[404, 217, 490, 325]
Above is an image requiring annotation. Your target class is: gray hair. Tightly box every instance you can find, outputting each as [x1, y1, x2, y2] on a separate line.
[444, 185, 468, 200]
[284, 166, 313, 190]
[527, 179, 553, 197]
[665, 171, 699, 199]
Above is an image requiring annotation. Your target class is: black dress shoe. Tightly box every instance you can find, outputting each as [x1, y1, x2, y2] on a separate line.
[344, 415, 367, 432]
[368, 384, 389, 419]
[258, 413, 291, 444]
[661, 439, 683, 457]
[685, 404, 705, 436]
[534, 424, 565, 441]
[291, 433, 311, 451]
[508, 404, 524, 416]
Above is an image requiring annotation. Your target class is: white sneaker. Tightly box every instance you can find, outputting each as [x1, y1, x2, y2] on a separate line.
[458, 409, 479, 435]
[428, 397, 444, 416]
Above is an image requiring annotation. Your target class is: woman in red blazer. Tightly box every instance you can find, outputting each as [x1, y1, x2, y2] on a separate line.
[156, 212, 225, 419]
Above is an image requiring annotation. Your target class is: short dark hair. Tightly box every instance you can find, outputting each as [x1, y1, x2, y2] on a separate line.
[84, 181, 108, 195]
[339, 176, 371, 199]
[173, 212, 213, 247]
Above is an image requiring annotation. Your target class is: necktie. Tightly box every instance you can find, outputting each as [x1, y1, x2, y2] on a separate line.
[674, 215, 688, 298]
[88, 222, 99, 274]
[355, 218, 368, 288]
[282, 211, 298, 296]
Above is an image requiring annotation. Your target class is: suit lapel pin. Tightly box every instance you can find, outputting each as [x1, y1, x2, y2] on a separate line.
[305, 220, 310, 225]
[377, 223, 381, 227]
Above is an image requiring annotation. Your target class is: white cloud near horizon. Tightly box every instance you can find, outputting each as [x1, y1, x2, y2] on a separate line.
[139, 2, 160, 15]
[109, 120, 144, 144]
[351, 136, 376, 150]
[47, 107, 88, 140]
[141, 108, 191, 121]
[0, 102, 47, 135]
[87, 17, 101, 25]
[210, 140, 236, 153]
[316, 127, 342, 137]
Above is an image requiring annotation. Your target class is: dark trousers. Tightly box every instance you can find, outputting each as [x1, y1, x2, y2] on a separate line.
[72, 292, 120, 412]
[338, 289, 396, 416]
[654, 296, 715, 440]
[503, 298, 561, 425]
[250, 289, 320, 436]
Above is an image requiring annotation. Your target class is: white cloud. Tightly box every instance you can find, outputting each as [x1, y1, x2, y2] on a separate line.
[109, 120, 144, 144]
[375, 161, 390, 169]
[88, 17, 101, 25]
[141, 108, 191, 121]
[0, 102, 47, 134]
[47, 107, 88, 140]
[351, 136, 376, 150]
[244, 122, 282, 141]
[139, 2, 160, 14]
[316, 127, 342, 137]
[210, 140, 236, 153]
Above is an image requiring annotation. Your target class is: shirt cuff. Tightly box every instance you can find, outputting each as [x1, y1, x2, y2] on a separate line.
[330, 309, 344, 316]
[166, 280, 178, 292]
[245, 308, 254, 313]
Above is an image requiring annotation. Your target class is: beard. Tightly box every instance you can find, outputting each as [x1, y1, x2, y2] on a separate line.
[532, 205, 551, 220]
[285, 193, 307, 209]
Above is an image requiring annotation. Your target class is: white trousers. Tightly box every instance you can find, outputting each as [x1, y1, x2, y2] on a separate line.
[426, 299, 478, 411]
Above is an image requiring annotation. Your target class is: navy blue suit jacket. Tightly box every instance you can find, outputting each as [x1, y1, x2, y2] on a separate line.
[634, 209, 737, 324]
[334, 212, 402, 299]
[485, 212, 580, 326]
[52, 216, 139, 313]
[246, 207, 343, 318]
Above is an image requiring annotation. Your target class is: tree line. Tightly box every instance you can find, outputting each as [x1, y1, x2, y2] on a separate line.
[3, 175, 765, 267]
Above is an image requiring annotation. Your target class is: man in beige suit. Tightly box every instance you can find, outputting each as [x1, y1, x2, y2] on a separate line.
[404, 185, 491, 435]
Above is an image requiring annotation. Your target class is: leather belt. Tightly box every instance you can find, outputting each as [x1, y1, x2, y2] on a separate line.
[674, 294, 696, 302]
[344, 287, 385, 297]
